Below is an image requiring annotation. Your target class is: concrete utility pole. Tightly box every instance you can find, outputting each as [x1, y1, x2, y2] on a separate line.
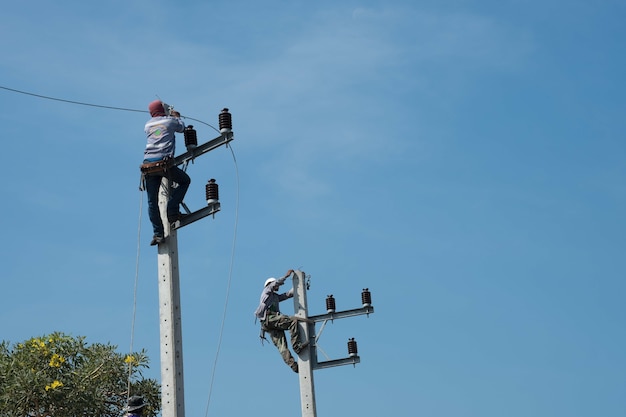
[155, 113, 233, 417]
[292, 270, 375, 417]
[157, 194, 185, 417]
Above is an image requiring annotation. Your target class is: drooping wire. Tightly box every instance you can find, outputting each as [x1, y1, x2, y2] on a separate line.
[0, 84, 220, 132]
[184, 116, 220, 134]
[204, 143, 239, 417]
[0, 85, 146, 113]
[127, 186, 144, 399]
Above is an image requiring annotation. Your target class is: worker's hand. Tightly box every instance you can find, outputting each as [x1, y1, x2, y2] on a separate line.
[286, 269, 294, 277]
[171, 110, 181, 117]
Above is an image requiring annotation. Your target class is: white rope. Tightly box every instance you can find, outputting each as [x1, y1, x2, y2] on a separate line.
[127, 188, 144, 398]
[204, 144, 240, 417]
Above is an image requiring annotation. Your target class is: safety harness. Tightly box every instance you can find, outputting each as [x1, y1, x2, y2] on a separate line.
[140, 158, 172, 174]
[138, 157, 172, 191]
[257, 315, 272, 345]
[259, 326, 268, 345]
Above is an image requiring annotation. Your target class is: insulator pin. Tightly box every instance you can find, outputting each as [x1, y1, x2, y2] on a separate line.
[325, 295, 336, 313]
[347, 338, 358, 357]
[205, 179, 219, 204]
[361, 288, 372, 307]
[184, 125, 197, 150]
[219, 108, 232, 133]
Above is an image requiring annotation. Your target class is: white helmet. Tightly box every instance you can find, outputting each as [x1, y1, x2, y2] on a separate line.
[264, 277, 277, 287]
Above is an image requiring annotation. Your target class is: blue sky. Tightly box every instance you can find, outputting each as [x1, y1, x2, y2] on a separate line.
[1, 1, 625, 416]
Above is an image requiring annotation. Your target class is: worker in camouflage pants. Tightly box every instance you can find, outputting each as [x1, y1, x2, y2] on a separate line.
[254, 269, 309, 373]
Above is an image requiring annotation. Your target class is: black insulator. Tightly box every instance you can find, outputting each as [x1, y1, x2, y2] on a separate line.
[325, 295, 336, 313]
[347, 338, 358, 357]
[205, 179, 219, 204]
[218, 108, 232, 133]
[361, 288, 372, 307]
[184, 125, 198, 150]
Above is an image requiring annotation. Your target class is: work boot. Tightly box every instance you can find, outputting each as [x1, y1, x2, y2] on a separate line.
[150, 235, 165, 246]
[168, 212, 189, 226]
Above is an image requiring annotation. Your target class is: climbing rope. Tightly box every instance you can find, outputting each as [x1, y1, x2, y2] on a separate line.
[127, 189, 144, 399]
[204, 143, 239, 417]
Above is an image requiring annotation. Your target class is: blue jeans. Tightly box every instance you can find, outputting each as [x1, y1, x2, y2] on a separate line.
[145, 166, 191, 236]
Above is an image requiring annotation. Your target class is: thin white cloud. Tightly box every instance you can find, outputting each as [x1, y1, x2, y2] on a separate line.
[1, 3, 534, 206]
[211, 7, 535, 201]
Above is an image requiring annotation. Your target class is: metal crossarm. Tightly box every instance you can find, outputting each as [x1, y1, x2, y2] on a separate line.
[314, 356, 360, 370]
[171, 202, 221, 230]
[309, 306, 375, 322]
[172, 131, 234, 167]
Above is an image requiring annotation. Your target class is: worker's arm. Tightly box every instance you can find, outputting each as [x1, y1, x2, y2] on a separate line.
[276, 269, 295, 301]
[276, 269, 294, 286]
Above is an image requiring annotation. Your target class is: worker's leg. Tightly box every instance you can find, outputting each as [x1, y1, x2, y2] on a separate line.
[166, 166, 190, 219]
[145, 174, 165, 237]
[269, 329, 297, 372]
[268, 314, 307, 353]
[287, 316, 302, 351]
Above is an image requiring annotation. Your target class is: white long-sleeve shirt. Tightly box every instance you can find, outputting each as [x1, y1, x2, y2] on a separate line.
[254, 276, 293, 321]
[143, 116, 185, 161]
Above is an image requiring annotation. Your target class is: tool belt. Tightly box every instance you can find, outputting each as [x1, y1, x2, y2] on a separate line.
[140, 159, 171, 174]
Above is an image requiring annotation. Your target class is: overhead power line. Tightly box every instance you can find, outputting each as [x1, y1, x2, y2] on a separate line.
[0, 84, 146, 113]
[0, 84, 220, 131]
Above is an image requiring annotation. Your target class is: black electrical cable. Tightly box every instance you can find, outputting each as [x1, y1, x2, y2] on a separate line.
[0, 84, 220, 132]
[0, 85, 145, 113]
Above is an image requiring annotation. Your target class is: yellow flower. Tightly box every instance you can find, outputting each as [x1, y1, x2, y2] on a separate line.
[45, 380, 64, 391]
[49, 354, 66, 368]
[124, 355, 138, 365]
[30, 338, 48, 354]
